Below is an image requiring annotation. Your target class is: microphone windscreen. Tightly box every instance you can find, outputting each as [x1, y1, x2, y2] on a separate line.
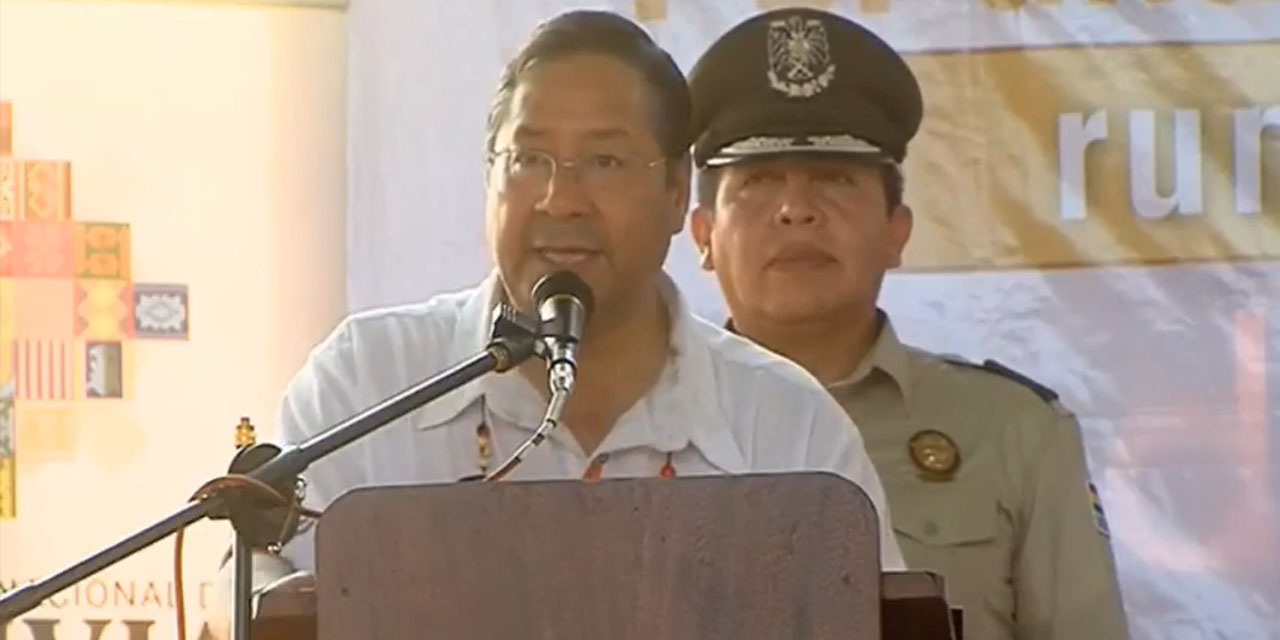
[532, 271, 595, 322]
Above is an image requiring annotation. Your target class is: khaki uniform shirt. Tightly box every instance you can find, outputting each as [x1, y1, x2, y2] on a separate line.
[827, 313, 1130, 640]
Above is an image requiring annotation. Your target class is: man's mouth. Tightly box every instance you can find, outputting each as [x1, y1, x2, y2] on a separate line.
[766, 247, 835, 269]
[535, 248, 600, 265]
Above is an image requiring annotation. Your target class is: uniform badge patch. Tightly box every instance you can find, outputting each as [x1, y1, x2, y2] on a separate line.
[1088, 481, 1111, 537]
[766, 15, 835, 98]
[907, 429, 961, 482]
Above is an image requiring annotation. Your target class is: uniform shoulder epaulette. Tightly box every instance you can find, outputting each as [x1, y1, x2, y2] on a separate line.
[941, 356, 1059, 403]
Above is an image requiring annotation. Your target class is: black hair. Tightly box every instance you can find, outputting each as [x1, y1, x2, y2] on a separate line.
[484, 10, 691, 160]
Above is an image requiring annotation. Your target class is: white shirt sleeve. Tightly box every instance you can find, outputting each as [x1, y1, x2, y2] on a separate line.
[273, 319, 368, 574]
[803, 392, 908, 571]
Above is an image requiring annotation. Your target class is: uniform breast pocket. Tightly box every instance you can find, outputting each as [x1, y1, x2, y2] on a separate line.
[892, 492, 999, 547]
[888, 485, 1015, 623]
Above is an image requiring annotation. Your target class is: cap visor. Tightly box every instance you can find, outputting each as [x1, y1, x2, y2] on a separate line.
[696, 92, 900, 167]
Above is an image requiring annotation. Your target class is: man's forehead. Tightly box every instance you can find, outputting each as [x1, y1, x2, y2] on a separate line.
[503, 74, 652, 133]
[511, 56, 648, 105]
[498, 101, 662, 153]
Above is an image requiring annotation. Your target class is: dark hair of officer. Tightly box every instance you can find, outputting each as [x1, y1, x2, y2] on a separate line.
[484, 10, 691, 163]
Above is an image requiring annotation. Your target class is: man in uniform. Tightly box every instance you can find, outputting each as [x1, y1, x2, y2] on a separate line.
[686, 8, 1130, 639]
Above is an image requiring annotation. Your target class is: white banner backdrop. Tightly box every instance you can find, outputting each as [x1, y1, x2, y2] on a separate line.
[345, 1, 1280, 638]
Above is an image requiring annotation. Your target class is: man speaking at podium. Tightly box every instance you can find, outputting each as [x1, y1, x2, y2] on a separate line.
[686, 8, 1130, 640]
[211, 10, 905, 629]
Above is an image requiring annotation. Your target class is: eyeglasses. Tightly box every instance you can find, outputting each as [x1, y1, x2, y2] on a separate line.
[487, 148, 666, 195]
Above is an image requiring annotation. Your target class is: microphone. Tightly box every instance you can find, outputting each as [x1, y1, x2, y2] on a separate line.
[482, 272, 593, 482]
[531, 270, 594, 394]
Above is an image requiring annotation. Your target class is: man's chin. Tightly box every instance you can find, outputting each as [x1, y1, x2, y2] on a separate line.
[757, 294, 850, 324]
[523, 258, 609, 293]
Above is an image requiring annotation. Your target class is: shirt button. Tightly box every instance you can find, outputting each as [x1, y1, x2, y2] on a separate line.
[923, 520, 939, 537]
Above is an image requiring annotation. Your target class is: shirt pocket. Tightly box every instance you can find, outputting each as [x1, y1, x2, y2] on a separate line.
[891, 485, 999, 547]
[888, 484, 1015, 628]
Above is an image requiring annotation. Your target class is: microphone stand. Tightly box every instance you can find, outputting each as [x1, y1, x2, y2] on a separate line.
[0, 305, 542, 635]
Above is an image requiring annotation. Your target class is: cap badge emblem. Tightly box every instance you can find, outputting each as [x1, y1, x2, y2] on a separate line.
[766, 15, 835, 98]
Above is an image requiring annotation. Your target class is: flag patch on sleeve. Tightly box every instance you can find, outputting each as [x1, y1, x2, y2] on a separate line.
[1088, 481, 1110, 538]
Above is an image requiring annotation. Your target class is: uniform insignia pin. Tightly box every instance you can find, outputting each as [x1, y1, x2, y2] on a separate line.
[907, 429, 960, 481]
[766, 14, 835, 98]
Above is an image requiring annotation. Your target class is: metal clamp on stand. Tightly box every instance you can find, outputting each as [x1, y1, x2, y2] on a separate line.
[200, 420, 314, 640]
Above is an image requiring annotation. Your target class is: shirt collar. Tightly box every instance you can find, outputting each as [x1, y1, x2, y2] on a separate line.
[827, 310, 913, 405]
[415, 270, 748, 474]
[723, 310, 913, 405]
[403, 271, 506, 430]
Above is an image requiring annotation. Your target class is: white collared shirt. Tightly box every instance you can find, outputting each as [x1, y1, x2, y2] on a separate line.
[273, 271, 905, 571]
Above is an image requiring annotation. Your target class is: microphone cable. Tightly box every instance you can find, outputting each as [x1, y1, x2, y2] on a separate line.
[483, 386, 571, 482]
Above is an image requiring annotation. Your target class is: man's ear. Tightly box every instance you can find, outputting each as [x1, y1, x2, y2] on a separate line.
[886, 203, 914, 269]
[690, 205, 715, 271]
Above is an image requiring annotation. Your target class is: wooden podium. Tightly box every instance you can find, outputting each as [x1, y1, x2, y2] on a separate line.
[252, 473, 958, 639]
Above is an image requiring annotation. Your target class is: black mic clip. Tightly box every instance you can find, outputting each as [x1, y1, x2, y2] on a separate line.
[204, 443, 308, 553]
[491, 302, 543, 368]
